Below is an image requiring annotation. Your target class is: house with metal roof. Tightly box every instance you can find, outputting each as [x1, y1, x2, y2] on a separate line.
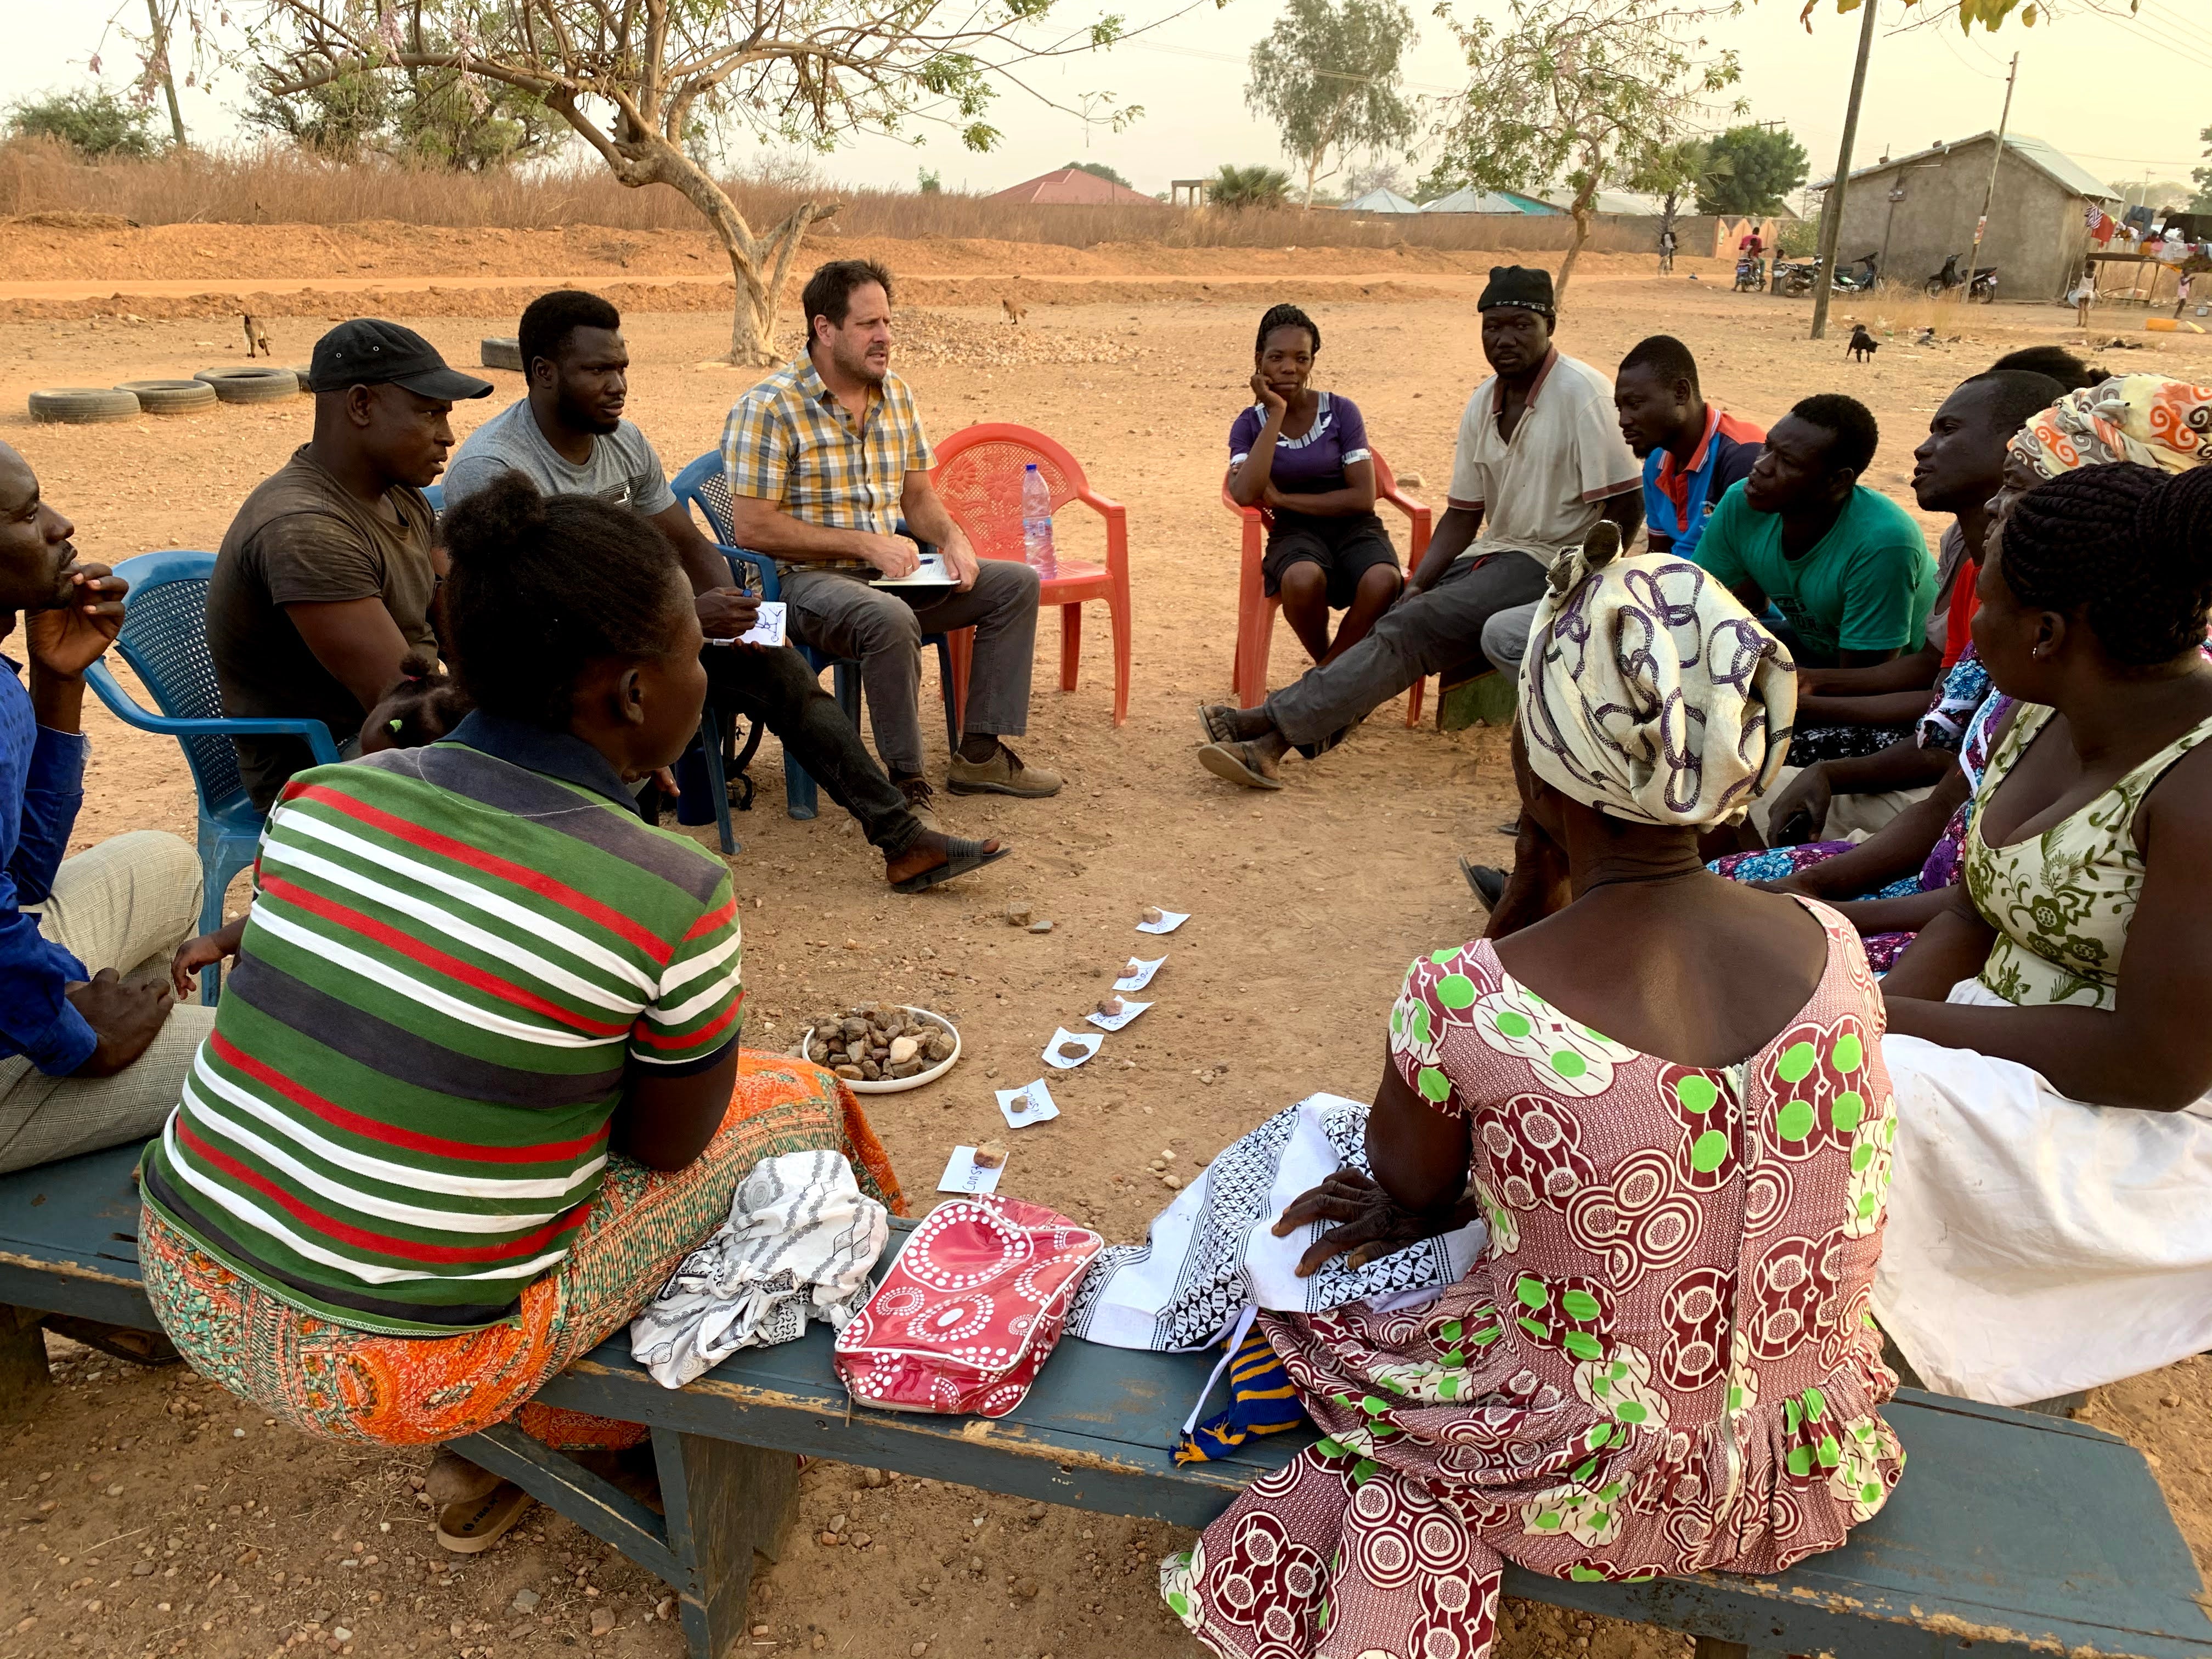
[984, 167, 1161, 207]
[1808, 132, 2121, 300]
[1420, 186, 1562, 215]
[1343, 187, 1424, 215]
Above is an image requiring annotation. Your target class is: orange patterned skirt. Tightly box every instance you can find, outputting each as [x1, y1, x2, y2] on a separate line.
[140, 1053, 904, 1451]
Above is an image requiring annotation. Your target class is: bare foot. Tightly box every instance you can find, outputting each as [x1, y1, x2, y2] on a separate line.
[425, 1447, 500, 1509]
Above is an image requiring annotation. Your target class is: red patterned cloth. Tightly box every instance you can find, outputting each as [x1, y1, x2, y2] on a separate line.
[1164, 901, 1903, 1659]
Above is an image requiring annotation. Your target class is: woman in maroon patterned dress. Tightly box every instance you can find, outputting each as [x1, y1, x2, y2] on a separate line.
[1164, 531, 1904, 1659]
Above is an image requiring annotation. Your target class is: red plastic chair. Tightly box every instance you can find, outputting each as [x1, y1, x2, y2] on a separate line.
[932, 423, 1132, 727]
[1224, 450, 1432, 722]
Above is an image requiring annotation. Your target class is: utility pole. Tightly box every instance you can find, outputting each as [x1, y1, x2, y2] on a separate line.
[145, 0, 187, 149]
[1808, 0, 1881, 341]
[1962, 52, 2019, 299]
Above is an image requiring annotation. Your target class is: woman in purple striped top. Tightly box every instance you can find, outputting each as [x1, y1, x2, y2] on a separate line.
[1227, 304, 1403, 665]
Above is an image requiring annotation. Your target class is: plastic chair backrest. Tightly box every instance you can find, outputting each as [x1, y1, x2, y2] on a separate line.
[672, 451, 741, 545]
[108, 550, 251, 814]
[932, 426, 1087, 565]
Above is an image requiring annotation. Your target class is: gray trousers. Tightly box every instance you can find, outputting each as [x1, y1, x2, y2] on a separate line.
[0, 830, 215, 1175]
[1480, 599, 1543, 679]
[1266, 549, 1551, 747]
[782, 560, 1041, 775]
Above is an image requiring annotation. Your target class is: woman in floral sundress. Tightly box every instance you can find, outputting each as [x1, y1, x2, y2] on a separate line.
[1165, 532, 1904, 1659]
[1877, 449, 2212, 1408]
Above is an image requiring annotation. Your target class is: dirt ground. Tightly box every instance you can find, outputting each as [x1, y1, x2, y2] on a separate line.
[1, 229, 2209, 1659]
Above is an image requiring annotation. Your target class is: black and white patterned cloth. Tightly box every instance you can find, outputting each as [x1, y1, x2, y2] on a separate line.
[1066, 1094, 1487, 1352]
[630, 1150, 888, 1387]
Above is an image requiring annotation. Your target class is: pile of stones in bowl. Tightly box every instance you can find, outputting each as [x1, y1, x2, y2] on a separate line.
[807, 1003, 956, 1082]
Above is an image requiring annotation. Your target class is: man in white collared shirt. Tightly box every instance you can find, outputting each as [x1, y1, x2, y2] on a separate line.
[1198, 266, 1642, 789]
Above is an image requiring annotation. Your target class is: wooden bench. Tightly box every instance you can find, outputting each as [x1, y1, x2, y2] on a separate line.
[3, 1144, 2208, 1659]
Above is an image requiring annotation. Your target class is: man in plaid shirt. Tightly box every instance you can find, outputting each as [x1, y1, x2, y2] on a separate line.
[721, 259, 1062, 811]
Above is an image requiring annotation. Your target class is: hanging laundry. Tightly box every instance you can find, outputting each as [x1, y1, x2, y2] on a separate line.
[1065, 1093, 1486, 1352]
[630, 1150, 889, 1389]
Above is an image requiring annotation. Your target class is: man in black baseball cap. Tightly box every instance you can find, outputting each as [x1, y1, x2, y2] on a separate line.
[307, 318, 496, 402]
[208, 319, 490, 808]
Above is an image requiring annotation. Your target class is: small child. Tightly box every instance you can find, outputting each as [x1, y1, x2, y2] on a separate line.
[172, 650, 472, 996]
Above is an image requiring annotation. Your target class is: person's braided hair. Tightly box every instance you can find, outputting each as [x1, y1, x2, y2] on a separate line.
[2001, 462, 2212, 666]
[1255, 303, 1319, 357]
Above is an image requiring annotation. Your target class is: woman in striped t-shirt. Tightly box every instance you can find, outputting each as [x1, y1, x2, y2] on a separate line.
[139, 474, 902, 1550]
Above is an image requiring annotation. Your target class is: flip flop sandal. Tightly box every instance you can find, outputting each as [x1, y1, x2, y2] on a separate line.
[436, 1482, 533, 1554]
[1198, 741, 1284, 791]
[1459, 857, 1506, 913]
[891, 836, 1012, 894]
[42, 1316, 179, 1367]
[1197, 702, 1244, 745]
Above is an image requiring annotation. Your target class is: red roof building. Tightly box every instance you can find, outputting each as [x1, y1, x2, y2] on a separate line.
[985, 168, 1159, 206]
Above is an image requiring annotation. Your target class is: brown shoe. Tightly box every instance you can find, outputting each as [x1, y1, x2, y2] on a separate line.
[896, 775, 944, 832]
[947, 741, 1063, 798]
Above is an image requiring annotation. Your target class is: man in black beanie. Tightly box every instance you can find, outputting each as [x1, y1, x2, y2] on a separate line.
[1198, 265, 1643, 788]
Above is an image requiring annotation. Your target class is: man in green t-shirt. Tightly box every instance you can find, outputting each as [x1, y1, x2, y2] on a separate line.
[1693, 393, 1936, 669]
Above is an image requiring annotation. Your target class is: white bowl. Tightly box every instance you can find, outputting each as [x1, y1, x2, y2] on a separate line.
[800, 1005, 962, 1094]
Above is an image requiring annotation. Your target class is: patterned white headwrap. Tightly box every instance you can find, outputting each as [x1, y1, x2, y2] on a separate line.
[1518, 543, 1797, 827]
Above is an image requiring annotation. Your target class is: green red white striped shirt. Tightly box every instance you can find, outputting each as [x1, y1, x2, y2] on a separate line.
[141, 713, 743, 1335]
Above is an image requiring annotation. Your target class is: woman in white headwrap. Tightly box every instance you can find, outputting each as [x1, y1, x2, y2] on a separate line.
[1163, 532, 1905, 1659]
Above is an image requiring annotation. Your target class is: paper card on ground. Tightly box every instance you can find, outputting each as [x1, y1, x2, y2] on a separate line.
[996, 1080, 1060, 1127]
[938, 1146, 1005, 1195]
[706, 600, 786, 649]
[1136, 909, 1190, 935]
[1115, 956, 1165, 992]
[1085, 998, 1151, 1033]
[1043, 1028, 1104, 1070]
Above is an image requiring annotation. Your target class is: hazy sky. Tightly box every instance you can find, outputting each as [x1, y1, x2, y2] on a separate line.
[0, 0, 2202, 203]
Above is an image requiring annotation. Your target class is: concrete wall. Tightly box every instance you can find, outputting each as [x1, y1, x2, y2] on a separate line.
[1386, 211, 1776, 256]
[1824, 136, 2089, 301]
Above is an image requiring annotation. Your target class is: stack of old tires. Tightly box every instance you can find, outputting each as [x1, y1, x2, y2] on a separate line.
[29, 363, 309, 424]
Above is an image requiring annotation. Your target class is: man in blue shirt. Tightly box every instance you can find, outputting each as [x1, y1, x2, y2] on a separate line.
[0, 442, 213, 1176]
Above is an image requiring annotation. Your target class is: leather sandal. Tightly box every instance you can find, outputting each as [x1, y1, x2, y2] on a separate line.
[891, 836, 1012, 894]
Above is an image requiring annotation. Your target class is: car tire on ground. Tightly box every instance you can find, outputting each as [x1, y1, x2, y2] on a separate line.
[286, 365, 312, 392]
[29, 387, 141, 424]
[480, 336, 523, 371]
[115, 379, 219, 414]
[194, 366, 303, 404]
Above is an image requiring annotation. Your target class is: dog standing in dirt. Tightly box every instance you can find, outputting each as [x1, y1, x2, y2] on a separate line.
[242, 313, 271, 358]
[1846, 323, 1879, 365]
[1001, 295, 1028, 326]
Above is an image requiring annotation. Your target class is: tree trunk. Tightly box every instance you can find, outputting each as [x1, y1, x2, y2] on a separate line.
[1555, 179, 1599, 304]
[572, 111, 839, 366]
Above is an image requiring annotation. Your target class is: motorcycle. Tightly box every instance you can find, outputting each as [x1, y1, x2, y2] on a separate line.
[1926, 252, 1998, 302]
[1832, 252, 1881, 294]
[1770, 257, 1820, 297]
[1733, 256, 1765, 292]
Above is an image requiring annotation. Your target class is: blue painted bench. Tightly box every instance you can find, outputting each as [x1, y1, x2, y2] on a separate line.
[1, 1143, 2207, 1659]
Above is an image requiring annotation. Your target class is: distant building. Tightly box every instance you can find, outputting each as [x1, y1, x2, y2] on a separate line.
[985, 167, 1160, 207]
[1421, 187, 1561, 215]
[1810, 132, 2122, 300]
[1535, 189, 1668, 217]
[1342, 188, 1423, 215]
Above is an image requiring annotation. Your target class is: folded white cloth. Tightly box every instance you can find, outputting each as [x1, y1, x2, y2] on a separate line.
[630, 1149, 889, 1389]
[1066, 1093, 1487, 1352]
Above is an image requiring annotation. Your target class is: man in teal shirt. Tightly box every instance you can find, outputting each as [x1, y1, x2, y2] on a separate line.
[1694, 393, 1935, 668]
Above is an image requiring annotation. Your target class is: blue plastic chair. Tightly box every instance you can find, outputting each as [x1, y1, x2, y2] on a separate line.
[84, 550, 340, 1004]
[668, 452, 962, 820]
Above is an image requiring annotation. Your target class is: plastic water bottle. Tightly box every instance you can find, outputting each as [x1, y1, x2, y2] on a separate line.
[1020, 463, 1057, 579]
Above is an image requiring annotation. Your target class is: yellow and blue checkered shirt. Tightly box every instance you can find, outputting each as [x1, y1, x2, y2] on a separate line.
[720, 354, 933, 572]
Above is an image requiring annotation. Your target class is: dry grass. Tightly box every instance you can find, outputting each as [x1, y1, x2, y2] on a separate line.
[0, 137, 1585, 253]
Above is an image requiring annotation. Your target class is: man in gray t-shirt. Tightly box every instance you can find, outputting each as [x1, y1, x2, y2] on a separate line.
[443, 290, 1006, 894]
[443, 391, 676, 519]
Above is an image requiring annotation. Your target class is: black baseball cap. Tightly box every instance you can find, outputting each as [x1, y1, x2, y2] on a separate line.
[308, 319, 493, 401]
